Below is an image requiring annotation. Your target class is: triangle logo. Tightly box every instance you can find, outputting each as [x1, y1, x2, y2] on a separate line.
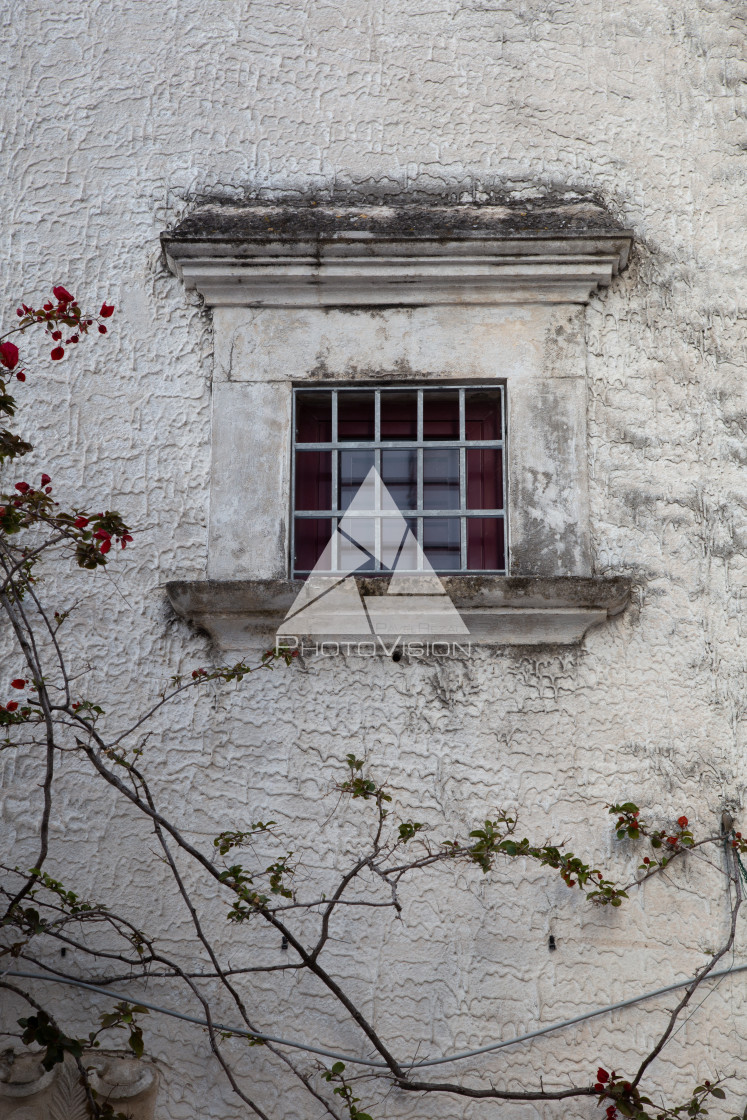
[278, 468, 469, 637]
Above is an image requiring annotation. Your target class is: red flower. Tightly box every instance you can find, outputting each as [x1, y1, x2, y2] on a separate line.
[666, 836, 677, 846]
[53, 286, 74, 303]
[43, 302, 53, 311]
[14, 482, 30, 494]
[597, 1068, 609, 1084]
[10, 679, 25, 689]
[5, 701, 18, 712]
[50, 347, 64, 361]
[40, 473, 51, 486]
[677, 815, 688, 828]
[99, 302, 115, 318]
[51, 330, 62, 340]
[74, 516, 89, 529]
[16, 371, 25, 381]
[98, 325, 107, 334]
[0, 342, 19, 370]
[68, 335, 78, 344]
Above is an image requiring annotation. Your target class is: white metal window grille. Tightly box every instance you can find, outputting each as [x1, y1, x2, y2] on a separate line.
[292, 385, 506, 577]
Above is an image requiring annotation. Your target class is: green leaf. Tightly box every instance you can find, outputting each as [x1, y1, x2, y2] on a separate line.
[711, 1089, 726, 1100]
[0, 429, 32, 461]
[128, 1026, 144, 1058]
[398, 821, 423, 842]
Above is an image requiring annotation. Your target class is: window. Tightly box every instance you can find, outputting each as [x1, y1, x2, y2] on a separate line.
[292, 385, 506, 577]
[164, 202, 634, 647]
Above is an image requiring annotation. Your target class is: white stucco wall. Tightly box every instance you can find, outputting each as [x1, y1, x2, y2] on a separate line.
[1, 2, 746, 1119]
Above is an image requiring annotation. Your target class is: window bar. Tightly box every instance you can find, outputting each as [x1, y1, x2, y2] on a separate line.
[501, 384, 507, 573]
[331, 390, 339, 572]
[459, 389, 467, 569]
[374, 389, 381, 571]
[290, 390, 296, 578]
[416, 388, 424, 571]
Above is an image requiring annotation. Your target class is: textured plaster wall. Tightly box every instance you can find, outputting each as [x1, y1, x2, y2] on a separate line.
[1, 2, 746, 1119]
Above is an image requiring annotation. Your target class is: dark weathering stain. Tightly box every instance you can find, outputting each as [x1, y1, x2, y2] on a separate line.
[162, 192, 630, 249]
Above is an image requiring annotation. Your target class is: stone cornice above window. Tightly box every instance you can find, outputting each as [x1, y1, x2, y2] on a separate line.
[162, 202, 632, 307]
[165, 576, 633, 651]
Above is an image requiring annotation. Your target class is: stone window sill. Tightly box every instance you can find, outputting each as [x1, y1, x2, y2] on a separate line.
[165, 576, 632, 651]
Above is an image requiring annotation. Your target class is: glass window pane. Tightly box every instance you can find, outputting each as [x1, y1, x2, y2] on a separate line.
[295, 451, 332, 511]
[381, 448, 417, 510]
[339, 449, 375, 509]
[381, 516, 415, 570]
[296, 391, 332, 442]
[465, 390, 501, 440]
[423, 518, 460, 570]
[294, 518, 331, 572]
[381, 391, 417, 440]
[338, 392, 374, 441]
[339, 518, 375, 571]
[466, 449, 503, 510]
[423, 448, 459, 510]
[467, 518, 505, 570]
[423, 390, 459, 440]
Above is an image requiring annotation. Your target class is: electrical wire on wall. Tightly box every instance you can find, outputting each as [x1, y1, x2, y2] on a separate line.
[4, 963, 747, 1071]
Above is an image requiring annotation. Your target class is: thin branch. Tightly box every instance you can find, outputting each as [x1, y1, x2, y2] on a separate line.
[396, 1078, 596, 1101]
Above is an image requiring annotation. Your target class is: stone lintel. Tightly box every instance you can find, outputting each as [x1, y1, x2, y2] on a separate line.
[162, 203, 633, 308]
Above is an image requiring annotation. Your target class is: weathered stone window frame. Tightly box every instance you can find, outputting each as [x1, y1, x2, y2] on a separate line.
[162, 202, 633, 648]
